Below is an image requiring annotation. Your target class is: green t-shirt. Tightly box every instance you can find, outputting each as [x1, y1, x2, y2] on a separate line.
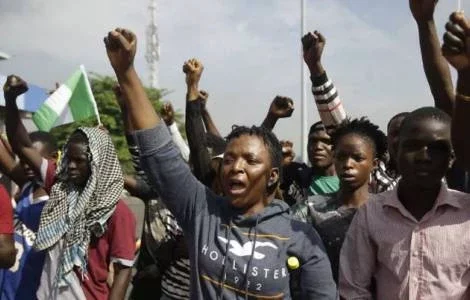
[308, 175, 340, 196]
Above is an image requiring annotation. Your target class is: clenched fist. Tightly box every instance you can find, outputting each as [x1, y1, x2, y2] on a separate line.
[104, 28, 137, 74]
[3, 75, 28, 101]
[160, 102, 175, 126]
[269, 96, 294, 119]
[442, 12, 470, 72]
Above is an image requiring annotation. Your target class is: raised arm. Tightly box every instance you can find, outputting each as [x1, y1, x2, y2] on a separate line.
[261, 96, 294, 131]
[160, 102, 190, 162]
[302, 31, 346, 130]
[442, 12, 470, 169]
[4, 76, 44, 176]
[0, 135, 27, 187]
[410, 0, 455, 115]
[200, 91, 222, 138]
[183, 59, 212, 185]
[105, 28, 208, 230]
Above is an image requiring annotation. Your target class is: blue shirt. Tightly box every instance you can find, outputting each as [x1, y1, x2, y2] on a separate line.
[0, 183, 48, 300]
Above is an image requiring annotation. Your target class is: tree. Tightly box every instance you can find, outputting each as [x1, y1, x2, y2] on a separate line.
[50, 74, 184, 174]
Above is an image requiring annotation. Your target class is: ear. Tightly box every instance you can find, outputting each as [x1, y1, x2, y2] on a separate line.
[372, 158, 379, 170]
[268, 167, 280, 188]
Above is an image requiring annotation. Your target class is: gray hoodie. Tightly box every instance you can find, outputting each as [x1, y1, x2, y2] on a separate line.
[134, 123, 337, 299]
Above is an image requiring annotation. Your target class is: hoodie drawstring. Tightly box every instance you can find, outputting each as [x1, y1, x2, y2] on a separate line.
[244, 216, 260, 300]
[217, 220, 233, 300]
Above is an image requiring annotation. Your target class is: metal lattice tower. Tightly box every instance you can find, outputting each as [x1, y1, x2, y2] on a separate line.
[146, 0, 160, 89]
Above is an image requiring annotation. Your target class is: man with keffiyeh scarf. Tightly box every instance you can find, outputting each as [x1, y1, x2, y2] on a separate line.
[4, 77, 136, 300]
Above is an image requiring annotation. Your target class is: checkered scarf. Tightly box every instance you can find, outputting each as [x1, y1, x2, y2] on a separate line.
[34, 127, 123, 288]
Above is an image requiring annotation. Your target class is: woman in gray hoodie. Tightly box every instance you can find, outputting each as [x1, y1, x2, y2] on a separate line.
[104, 27, 337, 300]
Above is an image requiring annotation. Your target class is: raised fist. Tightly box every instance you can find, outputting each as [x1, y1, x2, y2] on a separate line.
[199, 90, 209, 109]
[183, 58, 204, 87]
[409, 0, 438, 23]
[160, 102, 175, 126]
[104, 28, 137, 74]
[302, 30, 325, 71]
[442, 12, 470, 71]
[269, 96, 294, 119]
[280, 140, 295, 166]
[3, 75, 28, 101]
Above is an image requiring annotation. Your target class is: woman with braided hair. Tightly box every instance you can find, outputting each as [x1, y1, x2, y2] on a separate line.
[292, 117, 387, 282]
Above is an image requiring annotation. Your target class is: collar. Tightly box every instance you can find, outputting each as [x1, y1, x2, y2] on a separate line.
[383, 183, 463, 215]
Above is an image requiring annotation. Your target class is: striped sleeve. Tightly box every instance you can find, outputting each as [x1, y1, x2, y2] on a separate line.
[311, 72, 347, 129]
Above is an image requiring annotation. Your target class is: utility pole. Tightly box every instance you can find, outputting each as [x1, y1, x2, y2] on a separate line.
[146, 0, 160, 89]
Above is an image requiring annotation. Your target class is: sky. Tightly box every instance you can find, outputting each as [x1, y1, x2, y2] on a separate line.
[1, 0, 469, 157]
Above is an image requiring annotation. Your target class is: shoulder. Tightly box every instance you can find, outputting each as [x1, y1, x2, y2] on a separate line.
[110, 200, 136, 225]
[447, 188, 470, 210]
[310, 194, 336, 210]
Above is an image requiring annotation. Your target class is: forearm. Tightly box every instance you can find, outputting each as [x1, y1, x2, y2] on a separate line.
[311, 71, 346, 129]
[417, 20, 455, 115]
[201, 109, 222, 138]
[168, 123, 190, 162]
[186, 101, 212, 185]
[117, 67, 160, 130]
[109, 265, 132, 300]
[261, 114, 278, 131]
[5, 99, 33, 154]
[5, 98, 42, 172]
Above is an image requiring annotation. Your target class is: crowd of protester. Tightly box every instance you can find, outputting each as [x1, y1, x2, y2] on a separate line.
[1, 1, 470, 299]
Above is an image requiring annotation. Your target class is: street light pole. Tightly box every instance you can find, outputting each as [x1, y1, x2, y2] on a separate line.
[300, 0, 308, 163]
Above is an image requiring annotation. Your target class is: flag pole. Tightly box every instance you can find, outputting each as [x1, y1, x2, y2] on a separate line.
[80, 65, 102, 126]
[300, 0, 308, 163]
[458, 0, 462, 11]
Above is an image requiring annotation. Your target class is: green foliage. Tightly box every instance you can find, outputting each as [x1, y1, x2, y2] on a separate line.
[50, 73, 184, 174]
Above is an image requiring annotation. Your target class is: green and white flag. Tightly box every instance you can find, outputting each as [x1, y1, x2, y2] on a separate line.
[33, 65, 100, 131]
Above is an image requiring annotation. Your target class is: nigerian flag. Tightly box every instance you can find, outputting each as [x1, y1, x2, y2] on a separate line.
[33, 65, 100, 131]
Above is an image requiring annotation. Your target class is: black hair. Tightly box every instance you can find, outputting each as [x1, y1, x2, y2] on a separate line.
[400, 107, 451, 138]
[67, 130, 89, 146]
[29, 131, 59, 154]
[331, 117, 387, 160]
[387, 112, 410, 131]
[226, 125, 282, 174]
[308, 121, 325, 136]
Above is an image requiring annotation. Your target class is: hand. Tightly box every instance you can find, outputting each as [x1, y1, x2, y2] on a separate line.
[160, 102, 175, 126]
[3, 75, 28, 101]
[48, 82, 60, 96]
[280, 140, 295, 166]
[409, 0, 438, 23]
[199, 90, 209, 110]
[302, 30, 326, 74]
[104, 28, 137, 74]
[183, 58, 204, 88]
[442, 12, 470, 72]
[97, 124, 109, 134]
[268, 96, 294, 119]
